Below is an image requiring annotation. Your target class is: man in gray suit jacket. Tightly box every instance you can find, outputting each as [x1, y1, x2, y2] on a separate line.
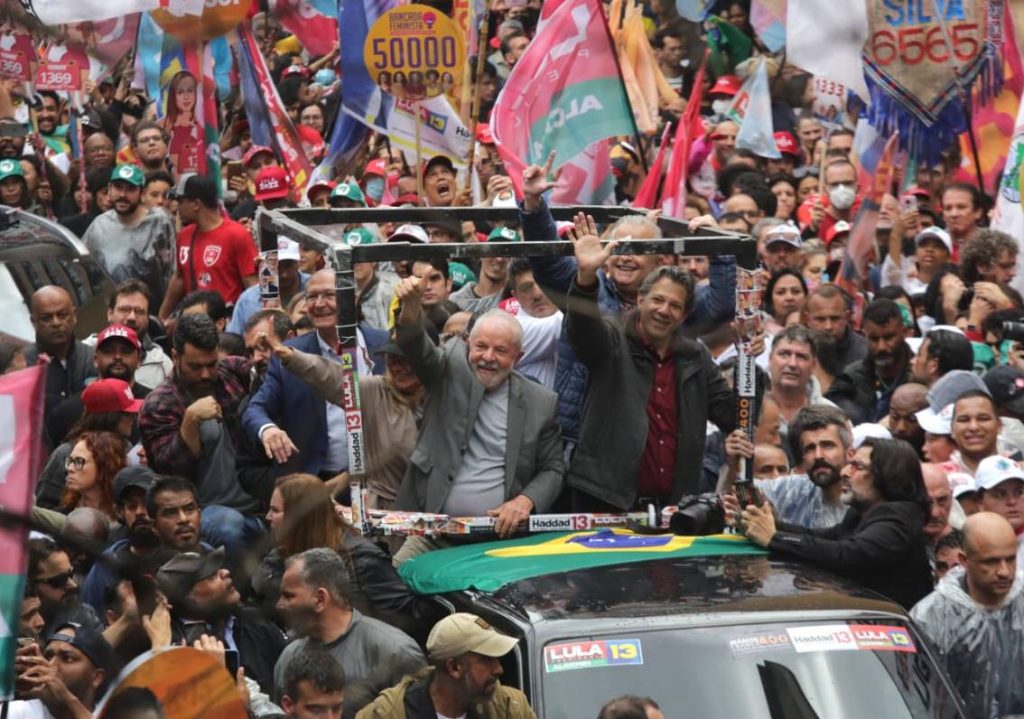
[392, 275, 564, 563]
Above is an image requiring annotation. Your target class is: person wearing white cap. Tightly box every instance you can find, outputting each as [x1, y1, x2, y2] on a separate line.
[227, 237, 309, 335]
[917, 403, 956, 463]
[880, 226, 952, 296]
[762, 223, 804, 274]
[975, 455, 1024, 541]
[354, 613, 536, 719]
[950, 471, 980, 515]
[911, 512, 1024, 719]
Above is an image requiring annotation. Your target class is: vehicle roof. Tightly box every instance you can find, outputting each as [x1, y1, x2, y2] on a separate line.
[482, 554, 902, 628]
[0, 208, 88, 261]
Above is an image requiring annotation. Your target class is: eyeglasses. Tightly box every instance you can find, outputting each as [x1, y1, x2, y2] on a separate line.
[64, 456, 89, 471]
[38, 568, 74, 589]
[306, 291, 335, 304]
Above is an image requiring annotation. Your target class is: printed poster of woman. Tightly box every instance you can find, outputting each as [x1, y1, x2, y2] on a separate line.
[162, 70, 206, 178]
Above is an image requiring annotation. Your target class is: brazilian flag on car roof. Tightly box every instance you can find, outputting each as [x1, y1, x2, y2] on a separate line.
[399, 529, 767, 595]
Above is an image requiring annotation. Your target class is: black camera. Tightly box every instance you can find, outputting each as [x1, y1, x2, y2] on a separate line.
[1003, 321, 1024, 343]
[670, 493, 725, 536]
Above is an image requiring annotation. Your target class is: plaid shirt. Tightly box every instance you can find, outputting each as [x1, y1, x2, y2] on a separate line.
[139, 356, 252, 480]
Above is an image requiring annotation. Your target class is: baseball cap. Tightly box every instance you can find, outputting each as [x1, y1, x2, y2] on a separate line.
[852, 422, 891, 449]
[975, 455, 1024, 492]
[906, 185, 931, 200]
[330, 182, 367, 206]
[764, 223, 802, 248]
[380, 342, 405, 358]
[914, 227, 952, 254]
[174, 174, 218, 205]
[96, 324, 141, 353]
[927, 370, 990, 412]
[388, 224, 429, 243]
[364, 158, 387, 177]
[915, 403, 953, 436]
[46, 621, 115, 671]
[824, 221, 852, 246]
[449, 261, 476, 289]
[427, 613, 519, 661]
[243, 145, 275, 168]
[709, 75, 741, 96]
[282, 64, 310, 79]
[306, 180, 336, 200]
[112, 465, 157, 503]
[156, 547, 227, 602]
[110, 163, 145, 188]
[475, 122, 495, 145]
[255, 166, 290, 202]
[342, 227, 376, 246]
[394, 193, 421, 207]
[983, 365, 1024, 416]
[0, 158, 24, 182]
[773, 132, 799, 158]
[947, 471, 977, 499]
[423, 155, 455, 178]
[82, 379, 144, 414]
[272, 236, 302, 262]
[487, 227, 521, 242]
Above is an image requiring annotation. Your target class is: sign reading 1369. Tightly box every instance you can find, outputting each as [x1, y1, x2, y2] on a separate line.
[364, 4, 465, 102]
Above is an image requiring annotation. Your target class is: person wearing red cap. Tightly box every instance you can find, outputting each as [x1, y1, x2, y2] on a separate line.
[159, 175, 257, 322]
[766, 132, 800, 176]
[362, 158, 387, 206]
[253, 165, 294, 211]
[708, 75, 741, 115]
[229, 145, 281, 223]
[305, 180, 335, 209]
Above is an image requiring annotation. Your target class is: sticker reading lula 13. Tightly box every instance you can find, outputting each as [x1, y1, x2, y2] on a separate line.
[786, 624, 916, 654]
[544, 639, 643, 673]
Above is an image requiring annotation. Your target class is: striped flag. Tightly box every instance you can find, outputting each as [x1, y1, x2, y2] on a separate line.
[0, 363, 47, 699]
[236, 26, 313, 197]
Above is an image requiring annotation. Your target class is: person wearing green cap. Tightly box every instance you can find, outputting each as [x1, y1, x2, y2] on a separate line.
[0, 158, 27, 208]
[343, 227, 399, 331]
[329, 181, 367, 209]
[81, 164, 178, 303]
[450, 227, 521, 313]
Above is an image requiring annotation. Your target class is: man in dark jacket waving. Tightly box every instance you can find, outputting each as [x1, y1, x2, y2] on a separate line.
[738, 437, 933, 609]
[563, 213, 736, 512]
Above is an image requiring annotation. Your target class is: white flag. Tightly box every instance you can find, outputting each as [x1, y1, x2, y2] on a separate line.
[992, 97, 1024, 295]
[386, 95, 471, 167]
[786, 0, 870, 104]
[22, 0, 162, 25]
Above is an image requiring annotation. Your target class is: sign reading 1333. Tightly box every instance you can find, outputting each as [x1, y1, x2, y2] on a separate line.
[364, 4, 465, 102]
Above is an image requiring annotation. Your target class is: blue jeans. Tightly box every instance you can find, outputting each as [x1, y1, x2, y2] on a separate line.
[200, 505, 267, 567]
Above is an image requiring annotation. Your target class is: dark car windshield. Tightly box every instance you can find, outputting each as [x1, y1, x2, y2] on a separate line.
[539, 620, 961, 718]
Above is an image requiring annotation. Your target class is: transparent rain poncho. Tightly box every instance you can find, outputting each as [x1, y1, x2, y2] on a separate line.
[911, 566, 1024, 718]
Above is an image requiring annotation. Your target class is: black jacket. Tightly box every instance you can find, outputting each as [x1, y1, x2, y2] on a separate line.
[565, 280, 736, 509]
[826, 352, 912, 425]
[834, 326, 869, 373]
[769, 500, 933, 609]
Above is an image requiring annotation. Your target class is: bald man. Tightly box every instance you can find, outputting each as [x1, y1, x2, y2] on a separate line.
[392, 278, 564, 562]
[887, 383, 927, 456]
[911, 512, 1024, 718]
[24, 285, 96, 434]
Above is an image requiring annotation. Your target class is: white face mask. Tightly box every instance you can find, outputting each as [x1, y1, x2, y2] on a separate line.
[828, 183, 856, 210]
[711, 99, 731, 116]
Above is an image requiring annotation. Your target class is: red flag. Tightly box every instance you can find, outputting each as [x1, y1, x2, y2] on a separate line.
[838, 132, 898, 293]
[661, 51, 708, 218]
[631, 123, 671, 209]
[0, 362, 47, 699]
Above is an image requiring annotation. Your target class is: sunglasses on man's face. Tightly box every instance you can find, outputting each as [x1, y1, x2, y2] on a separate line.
[38, 568, 74, 589]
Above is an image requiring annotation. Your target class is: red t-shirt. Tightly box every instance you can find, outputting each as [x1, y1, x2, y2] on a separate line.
[638, 350, 678, 498]
[176, 219, 256, 304]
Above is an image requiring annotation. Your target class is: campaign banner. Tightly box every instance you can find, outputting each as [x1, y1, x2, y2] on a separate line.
[386, 95, 471, 166]
[786, 0, 869, 103]
[0, 363, 47, 700]
[0, 29, 36, 82]
[811, 76, 849, 129]
[65, 15, 142, 83]
[35, 43, 90, 92]
[550, 139, 616, 206]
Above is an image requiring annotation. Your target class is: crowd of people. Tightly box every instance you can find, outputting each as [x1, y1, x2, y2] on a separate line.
[2, 0, 1024, 717]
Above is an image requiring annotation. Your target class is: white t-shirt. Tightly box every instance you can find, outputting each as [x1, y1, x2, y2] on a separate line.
[6, 699, 55, 718]
[514, 308, 563, 390]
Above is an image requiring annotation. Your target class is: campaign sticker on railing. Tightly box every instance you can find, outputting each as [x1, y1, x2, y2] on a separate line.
[544, 639, 643, 673]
